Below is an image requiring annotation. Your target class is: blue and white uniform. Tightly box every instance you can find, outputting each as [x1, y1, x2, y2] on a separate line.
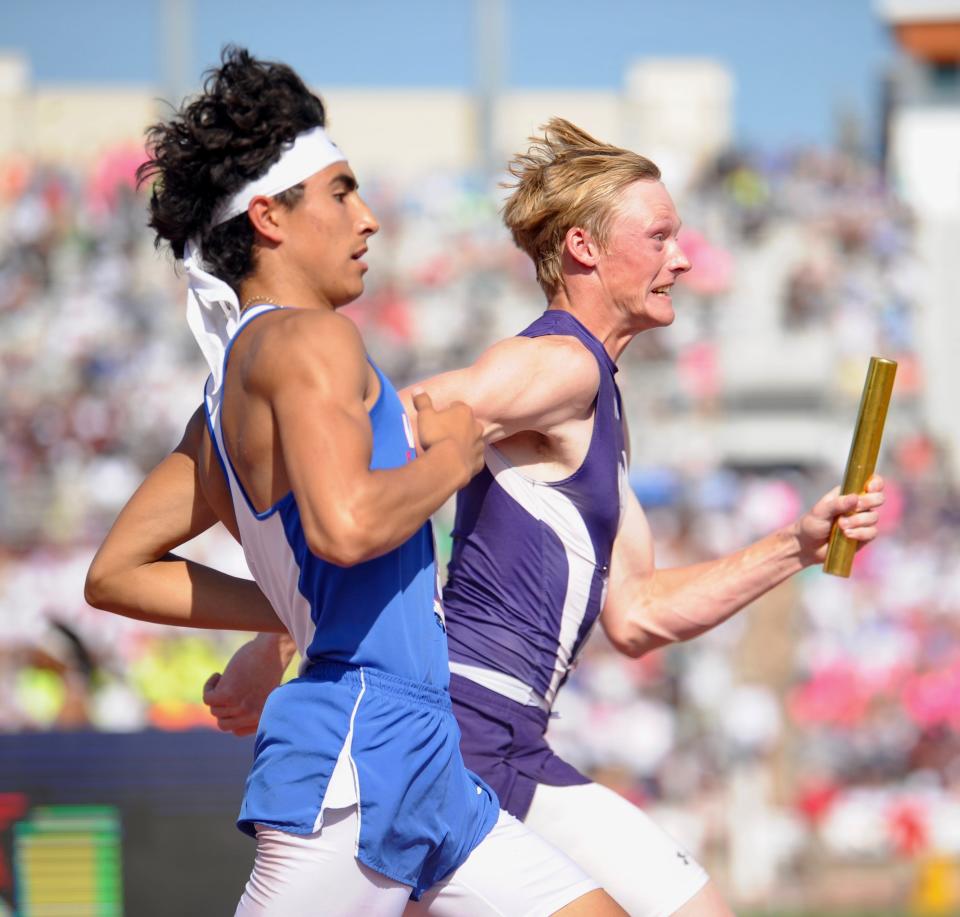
[205, 305, 499, 898]
[445, 309, 629, 819]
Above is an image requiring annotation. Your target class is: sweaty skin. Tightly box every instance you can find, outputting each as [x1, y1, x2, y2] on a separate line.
[88, 176, 882, 917]
[87, 162, 486, 624]
[89, 176, 883, 670]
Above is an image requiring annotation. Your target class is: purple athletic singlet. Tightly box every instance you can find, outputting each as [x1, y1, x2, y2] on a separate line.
[444, 309, 629, 818]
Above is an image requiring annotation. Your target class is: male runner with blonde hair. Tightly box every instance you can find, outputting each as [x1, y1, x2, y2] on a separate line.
[93, 116, 884, 915]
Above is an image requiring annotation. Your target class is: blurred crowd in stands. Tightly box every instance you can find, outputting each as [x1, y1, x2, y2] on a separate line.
[2, 140, 958, 910]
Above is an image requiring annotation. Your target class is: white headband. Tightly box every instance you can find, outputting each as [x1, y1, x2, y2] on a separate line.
[210, 125, 346, 226]
[184, 126, 346, 398]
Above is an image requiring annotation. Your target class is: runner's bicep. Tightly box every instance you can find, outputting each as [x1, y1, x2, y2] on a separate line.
[268, 339, 379, 558]
[413, 338, 598, 441]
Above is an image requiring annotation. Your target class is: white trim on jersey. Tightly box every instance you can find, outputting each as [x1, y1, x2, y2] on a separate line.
[483, 445, 598, 707]
[203, 305, 320, 666]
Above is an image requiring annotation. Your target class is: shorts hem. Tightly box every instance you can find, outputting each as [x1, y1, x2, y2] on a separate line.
[527, 879, 600, 917]
[648, 869, 711, 917]
[241, 819, 319, 839]
[355, 850, 418, 894]
[422, 800, 501, 896]
[510, 777, 537, 822]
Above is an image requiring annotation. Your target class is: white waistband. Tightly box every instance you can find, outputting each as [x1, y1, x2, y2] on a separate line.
[449, 662, 552, 714]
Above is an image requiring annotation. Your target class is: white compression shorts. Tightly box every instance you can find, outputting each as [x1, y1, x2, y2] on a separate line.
[235, 805, 598, 916]
[523, 782, 710, 917]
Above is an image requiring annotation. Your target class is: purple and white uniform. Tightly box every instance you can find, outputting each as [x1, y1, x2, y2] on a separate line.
[444, 310, 712, 915]
[444, 309, 629, 819]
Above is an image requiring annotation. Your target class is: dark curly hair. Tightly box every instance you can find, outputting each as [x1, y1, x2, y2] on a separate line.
[137, 46, 326, 290]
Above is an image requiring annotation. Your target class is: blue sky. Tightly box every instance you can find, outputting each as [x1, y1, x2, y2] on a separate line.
[4, 0, 896, 150]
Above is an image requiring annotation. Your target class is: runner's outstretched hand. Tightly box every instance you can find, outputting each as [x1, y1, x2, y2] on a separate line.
[792, 474, 886, 566]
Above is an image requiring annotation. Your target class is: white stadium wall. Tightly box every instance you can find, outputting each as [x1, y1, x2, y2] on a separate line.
[0, 51, 733, 187]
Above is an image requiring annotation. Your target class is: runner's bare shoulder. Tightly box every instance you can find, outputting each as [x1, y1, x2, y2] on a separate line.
[239, 308, 368, 400]
[506, 333, 601, 411]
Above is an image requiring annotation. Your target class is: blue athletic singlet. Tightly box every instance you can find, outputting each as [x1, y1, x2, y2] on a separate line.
[205, 305, 498, 897]
[443, 309, 630, 818]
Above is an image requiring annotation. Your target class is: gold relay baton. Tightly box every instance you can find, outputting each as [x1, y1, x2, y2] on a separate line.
[823, 356, 897, 577]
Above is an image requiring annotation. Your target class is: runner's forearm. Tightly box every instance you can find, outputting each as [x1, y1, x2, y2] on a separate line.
[298, 438, 470, 566]
[616, 527, 803, 654]
[85, 554, 286, 632]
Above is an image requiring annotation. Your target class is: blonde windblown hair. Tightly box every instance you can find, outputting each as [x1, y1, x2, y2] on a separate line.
[502, 118, 661, 299]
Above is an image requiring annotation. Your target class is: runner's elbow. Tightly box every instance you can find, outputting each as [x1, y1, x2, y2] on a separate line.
[604, 625, 646, 658]
[84, 558, 118, 611]
[83, 571, 104, 609]
[603, 607, 670, 659]
[301, 510, 376, 567]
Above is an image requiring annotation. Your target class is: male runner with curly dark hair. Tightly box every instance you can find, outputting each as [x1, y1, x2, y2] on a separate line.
[87, 47, 625, 916]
